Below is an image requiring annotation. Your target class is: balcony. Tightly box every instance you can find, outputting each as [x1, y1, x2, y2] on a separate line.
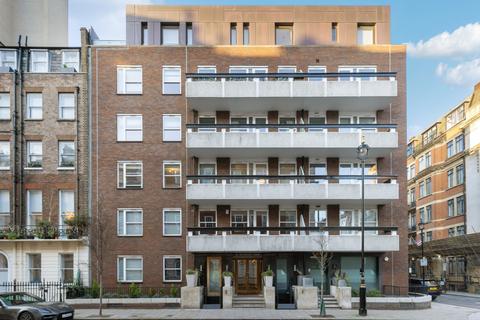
[187, 175, 399, 206]
[185, 72, 398, 112]
[0, 225, 87, 241]
[186, 226, 399, 253]
[187, 124, 398, 158]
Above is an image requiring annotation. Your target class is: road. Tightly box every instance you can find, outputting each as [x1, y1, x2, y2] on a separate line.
[434, 293, 480, 309]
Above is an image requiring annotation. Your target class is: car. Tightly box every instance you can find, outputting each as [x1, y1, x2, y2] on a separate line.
[0, 292, 74, 320]
[409, 278, 442, 300]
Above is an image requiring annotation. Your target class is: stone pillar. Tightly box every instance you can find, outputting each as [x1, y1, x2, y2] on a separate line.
[181, 286, 204, 309]
[263, 286, 275, 309]
[326, 110, 339, 132]
[268, 111, 279, 132]
[222, 286, 233, 308]
[336, 286, 352, 309]
[294, 286, 319, 309]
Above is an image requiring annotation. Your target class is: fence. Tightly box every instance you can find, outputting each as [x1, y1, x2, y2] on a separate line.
[0, 280, 67, 302]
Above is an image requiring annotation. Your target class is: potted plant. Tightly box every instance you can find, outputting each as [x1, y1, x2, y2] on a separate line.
[222, 271, 233, 287]
[261, 266, 274, 287]
[337, 272, 348, 287]
[186, 269, 198, 287]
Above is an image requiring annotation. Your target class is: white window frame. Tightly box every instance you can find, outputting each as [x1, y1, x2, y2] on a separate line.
[163, 114, 182, 142]
[0, 190, 10, 228]
[117, 208, 143, 236]
[357, 24, 375, 45]
[59, 253, 74, 283]
[117, 114, 143, 142]
[27, 190, 42, 226]
[0, 93, 11, 119]
[26, 141, 42, 168]
[0, 50, 17, 69]
[277, 66, 296, 81]
[338, 66, 377, 81]
[27, 253, 41, 283]
[58, 141, 75, 169]
[163, 161, 182, 188]
[117, 66, 143, 94]
[30, 50, 49, 73]
[161, 24, 180, 45]
[307, 66, 327, 81]
[117, 161, 143, 189]
[163, 208, 182, 236]
[58, 93, 76, 120]
[117, 256, 143, 283]
[163, 255, 182, 282]
[61, 50, 80, 71]
[162, 66, 181, 95]
[59, 190, 75, 231]
[199, 209, 217, 228]
[26, 93, 43, 120]
[0, 141, 10, 170]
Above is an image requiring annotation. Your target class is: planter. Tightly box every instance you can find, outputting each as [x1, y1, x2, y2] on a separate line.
[264, 276, 273, 287]
[224, 276, 232, 287]
[338, 279, 347, 287]
[186, 274, 197, 287]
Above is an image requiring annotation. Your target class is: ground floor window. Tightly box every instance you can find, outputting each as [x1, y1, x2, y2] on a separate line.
[0, 253, 7, 283]
[27, 253, 41, 283]
[60, 253, 74, 283]
[339, 209, 378, 235]
[117, 256, 143, 283]
[164, 256, 182, 282]
[340, 256, 378, 290]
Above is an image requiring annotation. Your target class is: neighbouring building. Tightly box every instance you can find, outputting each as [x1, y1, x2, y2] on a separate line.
[407, 82, 480, 293]
[89, 5, 407, 306]
[0, 37, 89, 286]
[0, 0, 68, 47]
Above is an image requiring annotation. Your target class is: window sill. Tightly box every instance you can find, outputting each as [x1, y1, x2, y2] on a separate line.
[116, 93, 143, 95]
[163, 234, 182, 237]
[0, 118, 11, 121]
[24, 167, 43, 171]
[57, 167, 75, 171]
[163, 280, 182, 283]
[117, 234, 143, 237]
[163, 187, 182, 189]
[0, 168, 10, 171]
[116, 141, 143, 143]
[117, 280, 143, 283]
[117, 187, 143, 190]
[24, 119, 43, 121]
[57, 119, 76, 122]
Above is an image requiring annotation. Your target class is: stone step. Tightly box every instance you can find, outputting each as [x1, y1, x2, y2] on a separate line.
[232, 304, 266, 308]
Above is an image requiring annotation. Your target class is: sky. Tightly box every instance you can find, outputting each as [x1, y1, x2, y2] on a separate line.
[68, 0, 480, 137]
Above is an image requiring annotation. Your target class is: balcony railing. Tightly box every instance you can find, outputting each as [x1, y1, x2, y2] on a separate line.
[187, 123, 397, 131]
[188, 226, 398, 235]
[186, 71, 397, 81]
[408, 225, 417, 232]
[0, 225, 87, 240]
[187, 174, 397, 184]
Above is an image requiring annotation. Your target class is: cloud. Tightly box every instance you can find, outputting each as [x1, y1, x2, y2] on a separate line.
[68, 0, 155, 46]
[408, 22, 480, 58]
[435, 58, 480, 86]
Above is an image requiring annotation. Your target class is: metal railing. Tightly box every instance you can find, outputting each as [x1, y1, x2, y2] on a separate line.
[186, 123, 397, 131]
[187, 226, 398, 236]
[187, 174, 397, 184]
[0, 225, 87, 240]
[186, 71, 397, 81]
[0, 280, 68, 302]
[66, 286, 181, 299]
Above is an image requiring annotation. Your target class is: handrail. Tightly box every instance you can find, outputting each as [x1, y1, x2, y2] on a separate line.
[187, 174, 397, 180]
[186, 123, 397, 129]
[187, 226, 398, 233]
[186, 71, 397, 79]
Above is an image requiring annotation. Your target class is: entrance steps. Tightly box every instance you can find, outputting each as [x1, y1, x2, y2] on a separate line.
[319, 295, 341, 309]
[232, 295, 266, 308]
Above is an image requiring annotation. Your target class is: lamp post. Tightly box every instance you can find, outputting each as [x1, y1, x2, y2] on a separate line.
[419, 222, 425, 286]
[356, 141, 369, 317]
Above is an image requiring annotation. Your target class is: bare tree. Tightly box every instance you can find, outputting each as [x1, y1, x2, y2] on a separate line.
[312, 234, 333, 315]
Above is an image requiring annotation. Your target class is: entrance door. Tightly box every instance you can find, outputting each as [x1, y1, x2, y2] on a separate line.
[207, 257, 222, 297]
[235, 259, 262, 294]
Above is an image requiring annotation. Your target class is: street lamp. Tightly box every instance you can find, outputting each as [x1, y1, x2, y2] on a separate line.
[418, 222, 425, 286]
[356, 141, 369, 317]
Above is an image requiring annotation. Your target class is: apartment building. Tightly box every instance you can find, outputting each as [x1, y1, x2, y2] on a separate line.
[0, 40, 89, 284]
[407, 83, 480, 292]
[90, 5, 406, 305]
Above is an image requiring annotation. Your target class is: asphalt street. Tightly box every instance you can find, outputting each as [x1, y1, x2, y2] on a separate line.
[434, 293, 480, 309]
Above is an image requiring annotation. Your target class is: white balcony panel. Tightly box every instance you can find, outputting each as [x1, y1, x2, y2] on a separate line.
[187, 131, 398, 158]
[187, 234, 399, 253]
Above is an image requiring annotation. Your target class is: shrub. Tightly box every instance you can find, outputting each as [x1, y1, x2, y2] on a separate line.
[261, 266, 274, 277]
[158, 288, 165, 297]
[367, 289, 382, 297]
[128, 283, 142, 298]
[170, 286, 178, 297]
[186, 269, 198, 275]
[90, 280, 100, 298]
[351, 289, 359, 297]
[222, 271, 233, 277]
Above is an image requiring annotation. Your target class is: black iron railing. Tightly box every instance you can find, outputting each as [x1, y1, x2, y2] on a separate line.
[187, 174, 397, 184]
[0, 225, 87, 240]
[0, 280, 68, 302]
[187, 226, 398, 235]
[186, 123, 397, 130]
[186, 71, 397, 81]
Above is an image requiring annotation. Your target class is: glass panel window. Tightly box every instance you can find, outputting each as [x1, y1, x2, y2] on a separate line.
[309, 208, 327, 227]
[0, 93, 10, 119]
[26, 93, 42, 120]
[448, 199, 455, 217]
[448, 227, 455, 238]
[62, 51, 80, 71]
[59, 93, 75, 120]
[163, 67, 181, 94]
[425, 231, 432, 242]
[407, 143, 414, 157]
[163, 161, 181, 188]
[456, 164, 464, 185]
[199, 163, 216, 184]
[27, 190, 42, 226]
[446, 105, 465, 130]
[447, 141, 454, 158]
[0, 190, 10, 227]
[117, 209, 143, 236]
[117, 67, 142, 94]
[231, 210, 248, 228]
[0, 142, 10, 169]
[198, 116, 216, 132]
[419, 181, 425, 198]
[308, 66, 327, 81]
[30, 50, 48, 72]
[425, 152, 431, 168]
[59, 141, 75, 168]
[419, 207, 425, 223]
[279, 210, 297, 234]
[425, 177, 432, 195]
[230, 23, 237, 45]
[357, 24, 375, 45]
[163, 209, 181, 236]
[26, 141, 42, 168]
[59, 190, 74, 231]
[0, 50, 17, 69]
[309, 163, 327, 183]
[418, 156, 425, 171]
[199, 211, 216, 228]
[197, 66, 216, 81]
[340, 209, 378, 235]
[426, 205, 432, 223]
[164, 256, 181, 282]
[457, 195, 465, 215]
[457, 225, 465, 236]
[455, 135, 464, 153]
[279, 117, 295, 132]
[447, 169, 454, 188]
[117, 115, 143, 141]
[331, 23, 338, 42]
[118, 256, 143, 282]
[275, 24, 293, 45]
[279, 163, 296, 184]
[163, 114, 181, 142]
[422, 126, 437, 145]
[117, 161, 142, 189]
[308, 117, 326, 132]
[162, 24, 179, 45]
[243, 23, 250, 45]
[60, 253, 74, 283]
[186, 23, 193, 45]
[28, 254, 41, 282]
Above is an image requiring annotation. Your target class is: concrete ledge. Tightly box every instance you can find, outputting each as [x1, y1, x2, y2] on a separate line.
[66, 298, 180, 304]
[264, 287, 275, 309]
[181, 286, 204, 309]
[222, 286, 233, 309]
[337, 287, 352, 309]
[351, 295, 431, 309]
[293, 286, 318, 309]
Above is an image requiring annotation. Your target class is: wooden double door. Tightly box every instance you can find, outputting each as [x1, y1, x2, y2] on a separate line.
[234, 258, 262, 294]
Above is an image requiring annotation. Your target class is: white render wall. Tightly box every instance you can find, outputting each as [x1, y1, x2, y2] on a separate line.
[0, 240, 89, 284]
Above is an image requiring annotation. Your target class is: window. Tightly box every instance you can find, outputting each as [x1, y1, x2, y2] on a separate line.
[425, 178, 432, 195]
[198, 116, 216, 132]
[0, 190, 10, 227]
[407, 164, 415, 180]
[0, 142, 10, 169]
[141, 22, 148, 45]
[199, 210, 216, 228]
[60, 253, 74, 283]
[162, 67, 181, 94]
[419, 181, 425, 198]
[447, 169, 454, 188]
[0, 93, 10, 119]
[279, 210, 297, 233]
[275, 24, 293, 45]
[30, 50, 48, 72]
[448, 199, 455, 217]
[418, 156, 425, 171]
[117, 66, 142, 94]
[231, 210, 247, 228]
[27, 254, 41, 282]
[0, 50, 16, 69]
[455, 135, 464, 153]
[331, 23, 338, 42]
[408, 213, 416, 229]
[357, 24, 375, 45]
[425, 231, 432, 242]
[59, 93, 75, 120]
[308, 66, 327, 81]
[338, 66, 377, 81]
[422, 126, 437, 146]
[456, 164, 464, 185]
[448, 227, 455, 238]
[278, 66, 296, 81]
[117, 161, 143, 189]
[426, 205, 432, 223]
[407, 142, 414, 157]
[279, 163, 296, 183]
[243, 23, 250, 45]
[117, 256, 143, 282]
[309, 117, 326, 132]
[117, 209, 143, 236]
[186, 23, 193, 45]
[425, 152, 431, 168]
[62, 51, 80, 71]
[309, 209, 327, 227]
[340, 209, 378, 235]
[163, 114, 181, 142]
[419, 208, 425, 223]
[163, 209, 181, 236]
[446, 105, 465, 130]
[457, 225, 465, 236]
[26, 141, 42, 168]
[163, 256, 181, 282]
[162, 24, 179, 45]
[117, 115, 143, 141]
[447, 141, 454, 158]
[58, 141, 75, 168]
[163, 161, 181, 188]
[26, 93, 42, 120]
[457, 195, 465, 215]
[230, 23, 237, 45]
[279, 117, 296, 133]
[59, 190, 74, 231]
[408, 188, 416, 205]
[27, 190, 42, 226]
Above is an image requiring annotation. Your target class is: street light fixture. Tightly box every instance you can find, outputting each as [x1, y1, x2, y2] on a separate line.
[356, 141, 369, 317]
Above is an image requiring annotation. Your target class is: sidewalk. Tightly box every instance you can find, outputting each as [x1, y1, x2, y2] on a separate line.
[446, 290, 480, 299]
[74, 303, 480, 320]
